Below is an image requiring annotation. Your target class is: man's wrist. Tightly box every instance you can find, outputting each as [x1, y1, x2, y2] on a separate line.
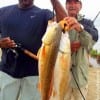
[79, 24, 84, 32]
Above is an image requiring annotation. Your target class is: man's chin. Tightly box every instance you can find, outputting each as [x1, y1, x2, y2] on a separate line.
[69, 12, 77, 17]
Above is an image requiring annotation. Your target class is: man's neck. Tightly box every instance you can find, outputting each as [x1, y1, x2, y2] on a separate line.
[18, 4, 33, 9]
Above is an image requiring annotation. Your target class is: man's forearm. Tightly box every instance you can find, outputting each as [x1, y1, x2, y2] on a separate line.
[84, 25, 98, 41]
[50, 0, 67, 22]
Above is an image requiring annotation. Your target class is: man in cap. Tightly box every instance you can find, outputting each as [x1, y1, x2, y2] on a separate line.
[50, 0, 98, 100]
[65, 0, 98, 100]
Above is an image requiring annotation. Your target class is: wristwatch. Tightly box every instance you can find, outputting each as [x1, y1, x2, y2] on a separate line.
[80, 24, 84, 31]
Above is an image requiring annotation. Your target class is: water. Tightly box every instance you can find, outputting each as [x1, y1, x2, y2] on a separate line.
[89, 56, 100, 68]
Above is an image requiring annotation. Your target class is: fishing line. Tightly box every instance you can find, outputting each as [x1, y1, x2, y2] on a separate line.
[71, 65, 86, 100]
[93, 11, 100, 23]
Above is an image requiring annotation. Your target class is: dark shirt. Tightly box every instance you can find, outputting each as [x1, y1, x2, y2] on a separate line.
[0, 5, 53, 78]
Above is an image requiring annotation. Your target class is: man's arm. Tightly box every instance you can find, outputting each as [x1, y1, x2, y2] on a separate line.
[64, 17, 96, 52]
[50, 0, 67, 22]
[80, 19, 98, 41]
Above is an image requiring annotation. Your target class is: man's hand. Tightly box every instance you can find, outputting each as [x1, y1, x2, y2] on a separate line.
[0, 37, 16, 48]
[64, 17, 84, 32]
[71, 41, 81, 52]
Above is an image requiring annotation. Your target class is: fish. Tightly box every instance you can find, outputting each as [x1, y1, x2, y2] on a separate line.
[50, 31, 71, 100]
[38, 22, 62, 100]
[38, 21, 71, 100]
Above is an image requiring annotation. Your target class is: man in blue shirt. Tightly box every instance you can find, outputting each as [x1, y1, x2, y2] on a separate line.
[0, 0, 53, 100]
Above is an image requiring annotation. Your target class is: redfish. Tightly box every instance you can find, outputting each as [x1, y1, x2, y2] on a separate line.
[50, 31, 71, 100]
[38, 22, 62, 100]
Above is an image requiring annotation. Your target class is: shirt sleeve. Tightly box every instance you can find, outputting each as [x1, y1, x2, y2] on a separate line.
[44, 9, 54, 21]
[80, 19, 98, 42]
[0, 7, 6, 34]
[79, 30, 95, 52]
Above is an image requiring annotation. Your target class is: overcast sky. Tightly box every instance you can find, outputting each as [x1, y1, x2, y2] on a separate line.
[0, 0, 100, 19]
[0, 0, 100, 51]
[0, 0, 100, 28]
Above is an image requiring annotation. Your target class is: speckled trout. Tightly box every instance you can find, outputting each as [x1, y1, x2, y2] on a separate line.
[38, 21, 71, 100]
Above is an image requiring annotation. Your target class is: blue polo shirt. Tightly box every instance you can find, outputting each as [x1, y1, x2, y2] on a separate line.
[0, 5, 53, 78]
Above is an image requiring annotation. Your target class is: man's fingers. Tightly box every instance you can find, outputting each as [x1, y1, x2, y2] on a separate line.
[0, 37, 16, 48]
[71, 41, 81, 52]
